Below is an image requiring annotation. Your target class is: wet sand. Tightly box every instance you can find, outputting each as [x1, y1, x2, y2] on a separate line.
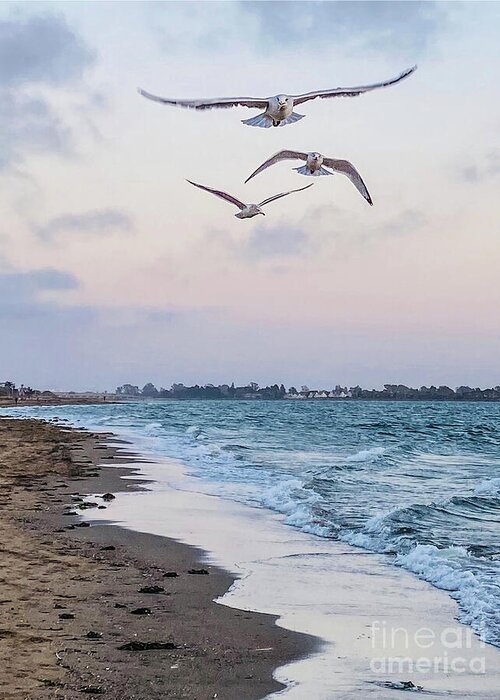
[0, 417, 314, 699]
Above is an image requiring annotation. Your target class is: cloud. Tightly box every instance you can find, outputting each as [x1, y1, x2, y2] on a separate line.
[0, 14, 93, 87]
[150, 1, 444, 58]
[459, 150, 500, 183]
[35, 209, 134, 241]
[380, 209, 427, 237]
[0, 267, 79, 318]
[0, 91, 72, 170]
[0, 265, 185, 390]
[242, 224, 313, 260]
[240, 0, 445, 56]
[0, 13, 94, 171]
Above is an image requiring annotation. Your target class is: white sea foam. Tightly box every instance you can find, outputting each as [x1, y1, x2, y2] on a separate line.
[186, 424, 204, 439]
[396, 544, 499, 643]
[260, 479, 331, 537]
[143, 421, 163, 436]
[346, 446, 387, 462]
[474, 478, 500, 497]
[340, 507, 401, 552]
[340, 512, 500, 646]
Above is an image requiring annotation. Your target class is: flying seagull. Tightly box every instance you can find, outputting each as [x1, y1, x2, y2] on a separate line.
[245, 150, 373, 205]
[186, 180, 314, 219]
[138, 66, 416, 128]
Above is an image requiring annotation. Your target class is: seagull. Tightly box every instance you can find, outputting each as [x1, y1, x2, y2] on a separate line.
[186, 180, 314, 219]
[245, 150, 373, 205]
[138, 66, 416, 128]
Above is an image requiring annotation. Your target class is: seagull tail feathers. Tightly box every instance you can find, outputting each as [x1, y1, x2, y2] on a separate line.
[279, 112, 305, 126]
[294, 165, 332, 176]
[241, 112, 273, 128]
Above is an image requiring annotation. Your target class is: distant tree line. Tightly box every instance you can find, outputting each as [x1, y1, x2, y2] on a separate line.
[0, 381, 37, 400]
[115, 382, 500, 401]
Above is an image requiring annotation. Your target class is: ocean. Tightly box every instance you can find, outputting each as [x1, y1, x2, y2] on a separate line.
[7, 399, 500, 652]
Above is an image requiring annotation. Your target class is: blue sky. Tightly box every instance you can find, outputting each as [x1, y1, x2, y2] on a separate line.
[1, 1, 500, 391]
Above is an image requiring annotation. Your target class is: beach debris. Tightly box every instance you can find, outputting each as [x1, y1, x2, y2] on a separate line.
[85, 631, 103, 639]
[100, 545, 116, 551]
[58, 613, 75, 620]
[163, 571, 178, 578]
[98, 505, 106, 509]
[188, 568, 209, 575]
[378, 680, 424, 692]
[117, 640, 178, 651]
[130, 607, 152, 615]
[114, 603, 127, 609]
[79, 685, 105, 694]
[75, 522, 91, 527]
[78, 501, 99, 510]
[54, 604, 65, 609]
[39, 678, 64, 688]
[62, 511, 77, 516]
[139, 585, 165, 594]
[101, 492, 116, 501]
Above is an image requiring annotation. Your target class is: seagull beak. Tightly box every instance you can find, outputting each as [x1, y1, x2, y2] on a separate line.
[261, 212, 266, 216]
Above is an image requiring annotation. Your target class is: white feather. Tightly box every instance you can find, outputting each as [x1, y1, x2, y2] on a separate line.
[241, 113, 273, 128]
[294, 165, 332, 176]
[278, 112, 305, 126]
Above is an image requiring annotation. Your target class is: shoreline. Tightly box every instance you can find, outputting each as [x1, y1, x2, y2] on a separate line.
[0, 417, 315, 699]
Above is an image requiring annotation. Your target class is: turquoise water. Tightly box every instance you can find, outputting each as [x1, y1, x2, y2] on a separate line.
[6, 400, 500, 646]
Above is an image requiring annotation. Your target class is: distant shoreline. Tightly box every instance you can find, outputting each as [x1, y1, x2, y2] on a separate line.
[119, 396, 500, 402]
[3, 395, 500, 409]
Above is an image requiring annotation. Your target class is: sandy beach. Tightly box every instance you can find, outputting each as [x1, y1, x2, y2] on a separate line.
[0, 417, 313, 699]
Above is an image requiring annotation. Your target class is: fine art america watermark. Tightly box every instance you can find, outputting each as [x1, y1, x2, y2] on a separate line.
[369, 621, 486, 675]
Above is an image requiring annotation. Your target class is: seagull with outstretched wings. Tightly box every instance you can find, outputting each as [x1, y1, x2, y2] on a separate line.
[186, 180, 314, 219]
[139, 66, 417, 128]
[245, 150, 373, 205]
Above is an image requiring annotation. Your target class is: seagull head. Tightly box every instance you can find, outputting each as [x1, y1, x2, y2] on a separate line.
[311, 152, 322, 161]
[276, 94, 289, 108]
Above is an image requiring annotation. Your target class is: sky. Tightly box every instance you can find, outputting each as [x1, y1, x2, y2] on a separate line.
[1, 0, 500, 392]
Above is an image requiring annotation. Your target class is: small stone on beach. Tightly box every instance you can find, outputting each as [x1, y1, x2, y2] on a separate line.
[117, 641, 177, 651]
[139, 585, 164, 594]
[130, 607, 152, 615]
[188, 568, 209, 575]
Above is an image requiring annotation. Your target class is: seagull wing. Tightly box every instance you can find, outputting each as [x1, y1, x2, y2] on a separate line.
[245, 150, 309, 184]
[186, 180, 246, 210]
[291, 65, 417, 105]
[322, 159, 373, 205]
[138, 89, 268, 111]
[258, 183, 314, 208]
